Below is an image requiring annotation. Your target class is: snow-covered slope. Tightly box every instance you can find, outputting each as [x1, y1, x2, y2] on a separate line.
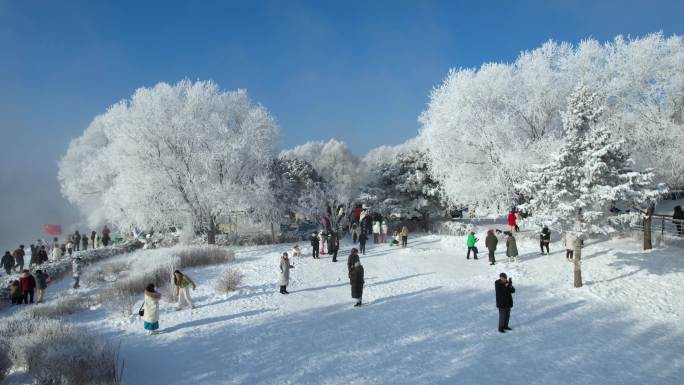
[12, 234, 684, 384]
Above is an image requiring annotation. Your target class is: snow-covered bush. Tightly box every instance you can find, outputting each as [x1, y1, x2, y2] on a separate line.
[176, 246, 235, 268]
[0, 315, 121, 384]
[216, 268, 243, 293]
[432, 221, 469, 236]
[25, 294, 95, 319]
[85, 260, 132, 285]
[100, 285, 139, 317]
[0, 339, 10, 381]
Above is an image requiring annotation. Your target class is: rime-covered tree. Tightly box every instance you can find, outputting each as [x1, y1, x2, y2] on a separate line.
[59, 80, 279, 244]
[420, 33, 684, 211]
[361, 150, 443, 230]
[269, 157, 330, 224]
[519, 85, 661, 287]
[280, 139, 362, 208]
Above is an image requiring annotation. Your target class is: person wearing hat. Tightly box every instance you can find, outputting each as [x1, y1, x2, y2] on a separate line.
[495, 273, 516, 333]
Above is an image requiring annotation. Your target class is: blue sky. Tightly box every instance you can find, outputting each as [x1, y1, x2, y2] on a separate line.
[1, 0, 683, 247]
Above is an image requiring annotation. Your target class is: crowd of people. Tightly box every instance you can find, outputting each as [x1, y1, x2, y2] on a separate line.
[2, 225, 114, 305]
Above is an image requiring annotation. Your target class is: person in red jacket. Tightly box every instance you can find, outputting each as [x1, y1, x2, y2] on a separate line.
[508, 209, 518, 233]
[19, 269, 36, 304]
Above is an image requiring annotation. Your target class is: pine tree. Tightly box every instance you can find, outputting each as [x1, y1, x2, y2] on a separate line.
[519, 85, 661, 287]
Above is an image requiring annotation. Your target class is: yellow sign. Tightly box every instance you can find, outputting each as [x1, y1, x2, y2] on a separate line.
[218, 223, 238, 234]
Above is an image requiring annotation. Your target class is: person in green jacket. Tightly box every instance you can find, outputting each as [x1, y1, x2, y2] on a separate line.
[467, 231, 479, 260]
[173, 270, 196, 310]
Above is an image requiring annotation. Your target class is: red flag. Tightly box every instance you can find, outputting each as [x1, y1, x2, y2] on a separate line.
[43, 224, 62, 235]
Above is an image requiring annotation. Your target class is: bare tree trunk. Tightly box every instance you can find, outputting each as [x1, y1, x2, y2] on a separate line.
[643, 205, 654, 250]
[271, 223, 276, 244]
[573, 243, 582, 288]
[207, 217, 216, 245]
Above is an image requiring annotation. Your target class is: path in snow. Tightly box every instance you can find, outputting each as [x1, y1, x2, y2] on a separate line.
[50, 235, 684, 384]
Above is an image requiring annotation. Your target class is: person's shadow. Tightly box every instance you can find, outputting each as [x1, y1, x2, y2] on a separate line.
[159, 308, 274, 334]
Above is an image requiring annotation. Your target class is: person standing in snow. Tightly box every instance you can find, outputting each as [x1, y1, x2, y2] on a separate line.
[540, 226, 551, 255]
[173, 270, 196, 310]
[485, 229, 498, 265]
[310, 232, 320, 259]
[81, 233, 88, 251]
[400, 225, 409, 248]
[142, 283, 161, 335]
[10, 280, 22, 305]
[35, 269, 50, 303]
[350, 261, 365, 307]
[279, 252, 294, 294]
[565, 233, 576, 261]
[466, 231, 479, 260]
[347, 248, 360, 275]
[350, 222, 359, 244]
[507, 209, 518, 234]
[2, 251, 15, 275]
[66, 240, 74, 257]
[495, 272, 515, 333]
[372, 220, 381, 244]
[72, 257, 83, 289]
[102, 225, 112, 246]
[19, 269, 36, 304]
[13, 245, 25, 272]
[73, 231, 81, 252]
[381, 220, 388, 243]
[506, 233, 518, 263]
[673, 206, 684, 236]
[329, 232, 340, 262]
[37, 246, 48, 265]
[51, 244, 63, 261]
[90, 231, 97, 249]
[319, 230, 327, 256]
[29, 244, 37, 267]
[358, 231, 368, 255]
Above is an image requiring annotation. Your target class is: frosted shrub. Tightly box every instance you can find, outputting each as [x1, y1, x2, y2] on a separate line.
[0, 315, 121, 384]
[176, 246, 235, 268]
[25, 294, 94, 319]
[0, 340, 10, 381]
[101, 286, 137, 318]
[216, 268, 243, 293]
[85, 261, 131, 285]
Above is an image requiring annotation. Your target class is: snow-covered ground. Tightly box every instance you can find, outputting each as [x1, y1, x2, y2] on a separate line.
[4, 233, 683, 384]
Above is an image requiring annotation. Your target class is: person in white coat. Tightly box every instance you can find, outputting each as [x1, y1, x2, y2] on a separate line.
[381, 221, 389, 243]
[372, 221, 381, 243]
[51, 245, 63, 261]
[142, 283, 162, 335]
[279, 252, 294, 294]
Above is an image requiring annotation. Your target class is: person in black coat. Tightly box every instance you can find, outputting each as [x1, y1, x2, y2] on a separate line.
[347, 248, 360, 275]
[495, 272, 516, 333]
[540, 226, 551, 255]
[349, 261, 365, 307]
[310, 232, 320, 259]
[358, 232, 368, 255]
[329, 232, 340, 262]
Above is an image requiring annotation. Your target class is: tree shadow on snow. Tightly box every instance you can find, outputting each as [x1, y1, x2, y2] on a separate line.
[118, 285, 683, 385]
[608, 247, 684, 276]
